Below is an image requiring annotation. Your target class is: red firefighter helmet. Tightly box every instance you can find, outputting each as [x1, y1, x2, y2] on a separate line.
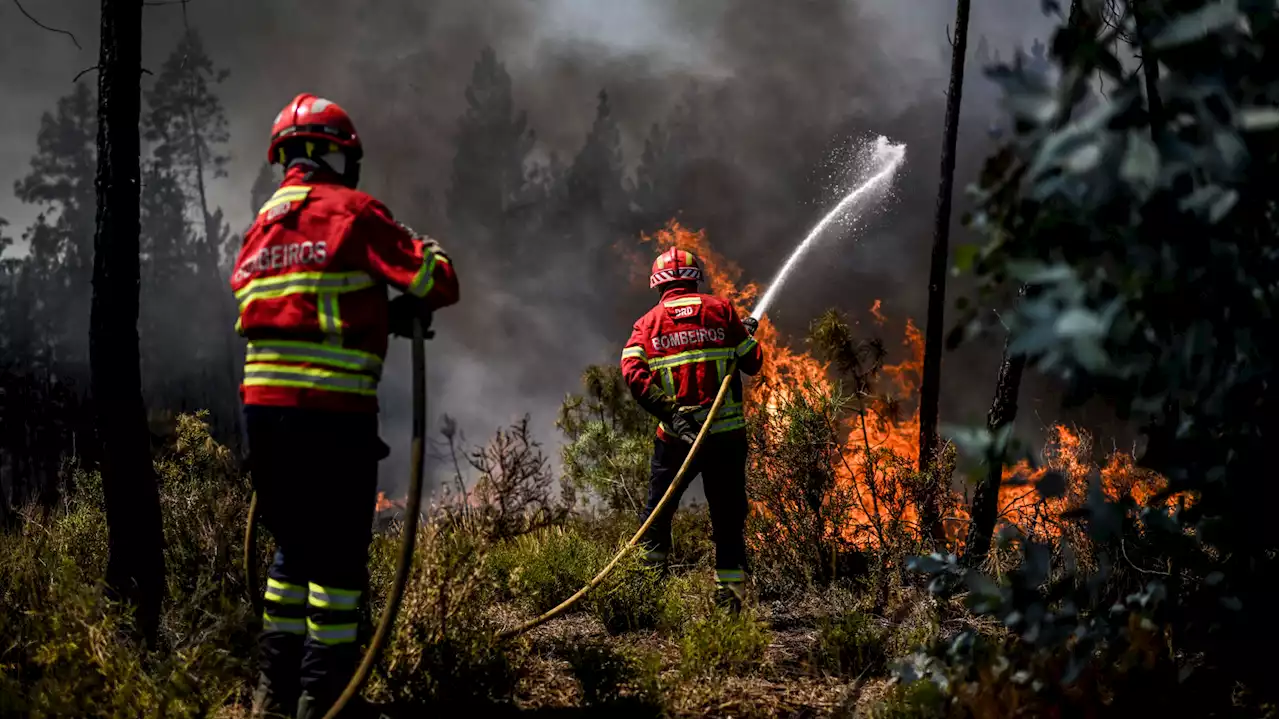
[267, 93, 362, 165]
[649, 247, 704, 289]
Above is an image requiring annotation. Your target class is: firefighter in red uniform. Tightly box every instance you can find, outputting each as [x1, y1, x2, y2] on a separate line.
[620, 248, 763, 612]
[233, 94, 459, 719]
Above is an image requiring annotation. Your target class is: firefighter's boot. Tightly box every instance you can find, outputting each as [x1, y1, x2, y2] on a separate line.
[714, 569, 746, 615]
[640, 546, 670, 579]
[250, 671, 297, 719]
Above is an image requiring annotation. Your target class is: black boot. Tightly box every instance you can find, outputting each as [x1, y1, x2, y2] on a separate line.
[251, 671, 299, 719]
[715, 582, 744, 615]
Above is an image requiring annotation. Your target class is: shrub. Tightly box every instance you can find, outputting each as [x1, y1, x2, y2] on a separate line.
[562, 641, 663, 711]
[558, 365, 656, 515]
[373, 522, 518, 710]
[587, 545, 666, 634]
[487, 525, 607, 614]
[871, 680, 947, 719]
[0, 412, 256, 717]
[814, 610, 888, 676]
[678, 611, 770, 677]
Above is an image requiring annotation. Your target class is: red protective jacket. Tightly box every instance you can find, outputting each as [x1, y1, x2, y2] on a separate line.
[620, 286, 764, 441]
[231, 166, 459, 413]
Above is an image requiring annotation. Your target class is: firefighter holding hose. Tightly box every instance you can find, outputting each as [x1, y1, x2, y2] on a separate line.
[233, 93, 459, 719]
[620, 248, 763, 613]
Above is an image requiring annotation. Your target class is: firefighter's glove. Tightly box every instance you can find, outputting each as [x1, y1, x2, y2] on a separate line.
[742, 316, 759, 337]
[389, 294, 435, 339]
[670, 406, 705, 445]
[397, 221, 450, 261]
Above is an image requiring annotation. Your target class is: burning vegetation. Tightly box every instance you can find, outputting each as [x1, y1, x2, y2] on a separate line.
[634, 221, 1165, 555]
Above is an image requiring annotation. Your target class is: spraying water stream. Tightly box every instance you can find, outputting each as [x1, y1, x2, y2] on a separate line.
[750, 136, 907, 320]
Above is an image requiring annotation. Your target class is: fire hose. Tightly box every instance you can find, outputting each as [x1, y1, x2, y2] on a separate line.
[496, 363, 737, 640]
[242, 317, 429, 719]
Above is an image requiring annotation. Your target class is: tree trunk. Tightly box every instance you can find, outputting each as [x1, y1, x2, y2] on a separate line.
[91, 0, 165, 643]
[963, 0, 1093, 564]
[917, 0, 971, 548]
[1131, 0, 1163, 137]
[963, 332, 1026, 565]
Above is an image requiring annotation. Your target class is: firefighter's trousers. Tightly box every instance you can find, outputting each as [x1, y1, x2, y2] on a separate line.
[639, 431, 749, 592]
[246, 405, 383, 715]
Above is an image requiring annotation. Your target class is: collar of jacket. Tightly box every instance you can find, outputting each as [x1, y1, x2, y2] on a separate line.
[282, 161, 343, 187]
[660, 285, 697, 302]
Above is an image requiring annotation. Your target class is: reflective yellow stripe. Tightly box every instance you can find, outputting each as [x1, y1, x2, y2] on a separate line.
[716, 568, 745, 583]
[263, 612, 306, 634]
[235, 271, 375, 311]
[264, 578, 307, 606]
[648, 347, 735, 371]
[621, 346, 647, 362]
[257, 186, 312, 215]
[736, 336, 759, 357]
[246, 340, 382, 375]
[408, 252, 439, 298]
[663, 297, 702, 308]
[306, 618, 359, 645]
[308, 583, 361, 610]
[243, 363, 378, 396]
[317, 292, 343, 337]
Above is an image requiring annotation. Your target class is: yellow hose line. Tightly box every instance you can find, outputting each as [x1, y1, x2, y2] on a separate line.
[324, 317, 428, 719]
[496, 365, 737, 641]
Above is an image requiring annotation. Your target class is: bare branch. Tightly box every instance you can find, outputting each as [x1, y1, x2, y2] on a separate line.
[12, 0, 80, 49]
[72, 65, 100, 83]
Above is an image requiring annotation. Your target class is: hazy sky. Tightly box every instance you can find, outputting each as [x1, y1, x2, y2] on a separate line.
[0, 0, 1068, 495]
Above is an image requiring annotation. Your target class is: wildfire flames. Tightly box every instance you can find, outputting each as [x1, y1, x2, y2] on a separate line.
[375, 219, 1164, 556]
[639, 220, 1166, 550]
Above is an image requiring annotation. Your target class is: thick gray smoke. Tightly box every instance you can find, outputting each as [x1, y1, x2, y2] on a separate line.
[1, 0, 1084, 498]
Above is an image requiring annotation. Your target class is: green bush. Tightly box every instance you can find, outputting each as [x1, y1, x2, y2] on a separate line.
[588, 545, 665, 633]
[871, 680, 947, 719]
[678, 611, 770, 677]
[814, 610, 888, 676]
[374, 523, 518, 710]
[562, 640, 663, 711]
[488, 525, 607, 613]
[0, 412, 255, 717]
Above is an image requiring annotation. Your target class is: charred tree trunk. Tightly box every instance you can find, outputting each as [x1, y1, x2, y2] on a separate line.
[963, 0, 1093, 564]
[1132, 0, 1164, 137]
[91, 0, 165, 643]
[917, 0, 971, 548]
[963, 331, 1027, 565]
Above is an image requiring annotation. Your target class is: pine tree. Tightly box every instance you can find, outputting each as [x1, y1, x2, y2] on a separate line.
[143, 27, 230, 264]
[143, 27, 240, 440]
[14, 81, 99, 370]
[631, 91, 705, 233]
[446, 46, 535, 266]
[92, 0, 166, 644]
[918, 0, 972, 548]
[564, 89, 627, 225]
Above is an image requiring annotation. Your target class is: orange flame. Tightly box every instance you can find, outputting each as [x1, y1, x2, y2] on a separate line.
[637, 220, 1166, 550]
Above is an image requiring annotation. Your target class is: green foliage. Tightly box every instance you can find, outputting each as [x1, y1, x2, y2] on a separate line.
[488, 525, 608, 614]
[814, 610, 888, 675]
[0, 413, 254, 717]
[487, 524, 666, 633]
[911, 0, 1279, 714]
[677, 612, 770, 677]
[373, 523, 518, 710]
[871, 680, 947, 719]
[558, 364, 657, 515]
[562, 641, 663, 711]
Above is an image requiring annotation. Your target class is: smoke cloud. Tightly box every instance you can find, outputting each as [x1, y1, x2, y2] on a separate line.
[0, 0, 1099, 498]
